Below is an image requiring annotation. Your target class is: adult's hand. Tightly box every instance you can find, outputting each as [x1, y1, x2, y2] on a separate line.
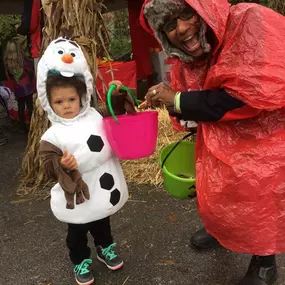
[145, 82, 176, 107]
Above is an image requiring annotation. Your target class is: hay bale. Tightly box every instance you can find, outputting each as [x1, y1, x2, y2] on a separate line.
[121, 108, 192, 186]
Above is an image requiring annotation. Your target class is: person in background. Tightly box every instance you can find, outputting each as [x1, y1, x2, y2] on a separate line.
[0, 45, 6, 82]
[4, 39, 35, 132]
[141, 0, 285, 284]
[0, 86, 11, 145]
[17, 0, 43, 74]
[0, 45, 8, 145]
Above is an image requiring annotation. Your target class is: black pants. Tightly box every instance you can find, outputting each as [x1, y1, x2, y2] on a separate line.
[66, 217, 113, 265]
[17, 94, 33, 126]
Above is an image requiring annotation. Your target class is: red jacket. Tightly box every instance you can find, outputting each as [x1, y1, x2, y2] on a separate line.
[30, 0, 41, 58]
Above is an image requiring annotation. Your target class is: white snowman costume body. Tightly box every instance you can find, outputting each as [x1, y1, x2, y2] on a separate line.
[38, 38, 128, 224]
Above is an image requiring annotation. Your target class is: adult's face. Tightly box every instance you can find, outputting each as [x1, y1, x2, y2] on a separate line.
[163, 5, 205, 58]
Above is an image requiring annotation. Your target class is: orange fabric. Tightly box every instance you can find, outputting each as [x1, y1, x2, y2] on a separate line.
[61, 54, 74, 64]
[96, 61, 137, 101]
[141, 0, 285, 255]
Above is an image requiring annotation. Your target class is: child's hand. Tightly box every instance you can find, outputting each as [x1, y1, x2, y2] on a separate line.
[108, 80, 123, 95]
[60, 150, 78, 171]
[107, 80, 136, 115]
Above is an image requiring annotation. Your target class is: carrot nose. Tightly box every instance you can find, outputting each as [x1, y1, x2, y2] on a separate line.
[61, 54, 74, 64]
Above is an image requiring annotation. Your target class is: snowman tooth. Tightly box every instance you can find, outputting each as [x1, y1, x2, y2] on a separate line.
[60, 71, 75, 77]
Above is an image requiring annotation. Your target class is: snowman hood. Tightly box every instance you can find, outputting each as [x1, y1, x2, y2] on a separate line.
[37, 37, 94, 124]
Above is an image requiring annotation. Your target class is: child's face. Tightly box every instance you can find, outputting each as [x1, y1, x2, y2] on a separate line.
[50, 87, 81, 119]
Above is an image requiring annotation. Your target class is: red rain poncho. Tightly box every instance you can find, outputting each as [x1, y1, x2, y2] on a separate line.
[141, 0, 285, 255]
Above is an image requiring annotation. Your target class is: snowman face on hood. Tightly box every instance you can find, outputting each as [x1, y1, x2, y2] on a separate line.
[37, 37, 94, 124]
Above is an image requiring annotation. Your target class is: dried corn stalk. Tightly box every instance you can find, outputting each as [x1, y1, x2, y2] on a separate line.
[18, 98, 50, 196]
[18, 0, 111, 196]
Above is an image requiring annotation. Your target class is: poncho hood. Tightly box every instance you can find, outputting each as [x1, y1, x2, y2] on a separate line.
[37, 37, 94, 125]
[141, 0, 230, 62]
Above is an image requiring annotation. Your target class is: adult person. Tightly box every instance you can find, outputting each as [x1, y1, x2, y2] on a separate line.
[141, 0, 285, 284]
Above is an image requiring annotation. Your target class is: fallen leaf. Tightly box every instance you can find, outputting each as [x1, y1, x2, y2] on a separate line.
[158, 259, 176, 265]
[168, 214, 176, 221]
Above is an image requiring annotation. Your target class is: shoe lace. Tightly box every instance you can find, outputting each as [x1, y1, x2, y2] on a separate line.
[102, 242, 117, 261]
[74, 259, 92, 275]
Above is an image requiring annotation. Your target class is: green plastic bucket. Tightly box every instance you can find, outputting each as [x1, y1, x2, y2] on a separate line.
[159, 137, 196, 199]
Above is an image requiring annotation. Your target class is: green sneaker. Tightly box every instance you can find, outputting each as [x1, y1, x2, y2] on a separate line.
[96, 243, 124, 271]
[74, 259, 94, 285]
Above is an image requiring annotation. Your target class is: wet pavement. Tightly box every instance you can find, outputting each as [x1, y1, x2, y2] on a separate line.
[1, 120, 285, 285]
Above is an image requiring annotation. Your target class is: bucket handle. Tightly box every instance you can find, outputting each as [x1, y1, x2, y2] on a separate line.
[107, 84, 140, 123]
[161, 132, 193, 169]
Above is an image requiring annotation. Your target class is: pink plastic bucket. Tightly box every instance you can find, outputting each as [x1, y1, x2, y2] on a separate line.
[103, 110, 158, 160]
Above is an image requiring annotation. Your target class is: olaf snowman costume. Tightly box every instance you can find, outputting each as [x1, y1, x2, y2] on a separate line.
[38, 38, 128, 224]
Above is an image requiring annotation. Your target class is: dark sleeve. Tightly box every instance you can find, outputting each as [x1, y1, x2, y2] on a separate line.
[17, 0, 33, 35]
[179, 89, 262, 122]
[0, 48, 6, 82]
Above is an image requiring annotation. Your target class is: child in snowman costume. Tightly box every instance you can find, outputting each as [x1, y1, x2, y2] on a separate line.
[38, 37, 135, 285]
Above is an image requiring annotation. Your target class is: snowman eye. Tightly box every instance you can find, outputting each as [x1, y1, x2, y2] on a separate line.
[69, 50, 79, 58]
[54, 46, 66, 55]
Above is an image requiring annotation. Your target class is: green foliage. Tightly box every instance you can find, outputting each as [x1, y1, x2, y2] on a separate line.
[109, 37, 132, 59]
[229, 0, 285, 15]
[0, 15, 21, 46]
[106, 9, 132, 59]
